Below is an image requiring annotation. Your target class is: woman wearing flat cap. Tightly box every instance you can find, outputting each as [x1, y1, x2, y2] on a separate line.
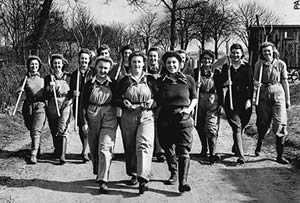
[81, 56, 118, 194]
[44, 54, 72, 164]
[194, 50, 223, 164]
[18, 55, 46, 164]
[156, 51, 197, 193]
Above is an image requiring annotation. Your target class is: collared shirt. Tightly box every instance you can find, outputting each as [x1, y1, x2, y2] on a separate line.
[82, 74, 117, 108]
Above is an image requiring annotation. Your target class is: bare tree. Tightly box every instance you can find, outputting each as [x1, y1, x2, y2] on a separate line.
[131, 12, 160, 52]
[210, 0, 236, 58]
[0, 0, 41, 63]
[233, 1, 280, 50]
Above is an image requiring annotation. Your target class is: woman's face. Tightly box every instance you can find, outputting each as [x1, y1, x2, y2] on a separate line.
[166, 57, 180, 74]
[52, 58, 63, 74]
[130, 56, 144, 76]
[123, 49, 133, 63]
[201, 55, 213, 67]
[148, 51, 159, 66]
[95, 60, 111, 77]
[29, 59, 39, 74]
[262, 45, 273, 62]
[79, 53, 90, 70]
[178, 52, 186, 69]
[230, 48, 243, 62]
[99, 49, 110, 57]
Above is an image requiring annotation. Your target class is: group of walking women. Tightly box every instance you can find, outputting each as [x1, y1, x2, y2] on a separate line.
[18, 41, 290, 195]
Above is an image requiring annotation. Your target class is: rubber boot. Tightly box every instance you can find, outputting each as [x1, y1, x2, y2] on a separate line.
[165, 153, 177, 185]
[199, 133, 208, 157]
[208, 137, 219, 164]
[178, 157, 191, 193]
[255, 138, 263, 156]
[60, 137, 67, 164]
[276, 136, 289, 164]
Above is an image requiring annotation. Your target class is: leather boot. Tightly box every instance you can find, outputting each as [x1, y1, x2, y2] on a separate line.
[60, 137, 67, 164]
[276, 136, 289, 164]
[138, 177, 149, 195]
[208, 137, 220, 164]
[178, 157, 191, 193]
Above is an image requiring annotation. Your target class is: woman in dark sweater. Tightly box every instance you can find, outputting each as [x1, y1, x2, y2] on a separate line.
[220, 43, 253, 164]
[157, 51, 197, 193]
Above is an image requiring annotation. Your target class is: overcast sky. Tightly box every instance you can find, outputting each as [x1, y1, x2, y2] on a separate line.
[87, 0, 300, 25]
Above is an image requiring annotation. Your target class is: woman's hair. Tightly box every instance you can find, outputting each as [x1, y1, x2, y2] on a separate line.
[230, 43, 244, 58]
[120, 44, 134, 58]
[147, 47, 160, 56]
[128, 51, 147, 66]
[259, 41, 280, 60]
[200, 50, 215, 61]
[50, 54, 68, 71]
[26, 55, 42, 71]
[176, 49, 189, 63]
[78, 48, 92, 65]
[94, 56, 114, 67]
[97, 44, 111, 56]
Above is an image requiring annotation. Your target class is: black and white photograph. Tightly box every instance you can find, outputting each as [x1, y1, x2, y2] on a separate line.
[0, 0, 299, 202]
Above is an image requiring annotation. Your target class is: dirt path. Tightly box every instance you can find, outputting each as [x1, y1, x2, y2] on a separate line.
[0, 112, 299, 203]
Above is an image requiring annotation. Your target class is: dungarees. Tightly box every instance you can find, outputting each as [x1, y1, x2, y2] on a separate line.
[44, 73, 72, 154]
[83, 76, 117, 182]
[119, 74, 155, 181]
[194, 66, 221, 156]
[254, 59, 288, 138]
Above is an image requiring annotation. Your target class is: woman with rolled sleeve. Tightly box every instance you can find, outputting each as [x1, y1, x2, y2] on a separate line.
[220, 43, 253, 164]
[44, 54, 72, 164]
[81, 56, 118, 194]
[254, 42, 290, 164]
[20, 55, 46, 164]
[116, 51, 156, 194]
[157, 51, 197, 193]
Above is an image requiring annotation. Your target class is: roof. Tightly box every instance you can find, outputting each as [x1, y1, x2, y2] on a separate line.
[250, 25, 300, 30]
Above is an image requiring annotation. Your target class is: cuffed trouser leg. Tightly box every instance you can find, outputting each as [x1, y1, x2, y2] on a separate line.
[87, 106, 101, 175]
[30, 110, 46, 156]
[136, 112, 154, 181]
[120, 109, 138, 177]
[97, 106, 117, 182]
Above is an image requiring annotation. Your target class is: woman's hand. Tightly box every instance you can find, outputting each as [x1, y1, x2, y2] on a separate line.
[223, 80, 232, 87]
[245, 99, 252, 110]
[73, 90, 80, 97]
[180, 108, 192, 115]
[142, 99, 154, 109]
[82, 124, 89, 136]
[253, 80, 262, 89]
[123, 99, 138, 110]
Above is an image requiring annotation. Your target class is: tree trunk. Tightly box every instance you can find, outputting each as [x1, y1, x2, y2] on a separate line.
[214, 37, 218, 59]
[170, 9, 177, 51]
[31, 0, 53, 53]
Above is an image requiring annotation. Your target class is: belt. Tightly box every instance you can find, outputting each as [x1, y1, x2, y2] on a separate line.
[262, 81, 279, 86]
